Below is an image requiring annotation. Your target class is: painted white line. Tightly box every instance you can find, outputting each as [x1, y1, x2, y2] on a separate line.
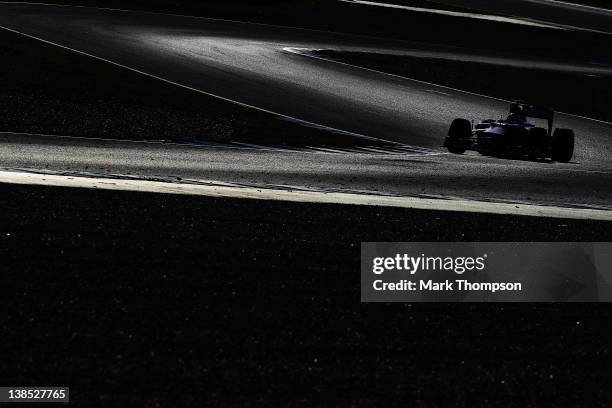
[341, 0, 575, 30]
[0, 170, 610, 221]
[426, 89, 453, 97]
[525, 0, 612, 14]
[342, 0, 612, 34]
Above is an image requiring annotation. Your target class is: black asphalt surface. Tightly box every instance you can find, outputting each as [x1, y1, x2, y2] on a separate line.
[0, 3, 610, 209]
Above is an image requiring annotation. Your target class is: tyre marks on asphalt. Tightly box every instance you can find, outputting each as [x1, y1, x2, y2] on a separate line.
[185, 140, 443, 156]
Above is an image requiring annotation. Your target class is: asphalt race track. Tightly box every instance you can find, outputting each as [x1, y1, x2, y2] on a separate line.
[1, 3, 612, 404]
[0, 2, 611, 213]
[432, 0, 612, 34]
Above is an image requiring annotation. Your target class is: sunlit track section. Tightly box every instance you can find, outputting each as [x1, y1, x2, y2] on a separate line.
[283, 47, 612, 126]
[0, 129, 441, 156]
[340, 0, 569, 30]
[431, 0, 612, 34]
[519, 0, 612, 14]
[185, 139, 441, 156]
[282, 46, 612, 76]
[341, 0, 612, 34]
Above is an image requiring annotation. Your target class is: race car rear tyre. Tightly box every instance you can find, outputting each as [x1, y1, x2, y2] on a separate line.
[446, 118, 471, 154]
[552, 128, 574, 162]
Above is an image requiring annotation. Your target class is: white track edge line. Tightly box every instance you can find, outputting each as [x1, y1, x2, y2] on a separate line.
[0, 170, 610, 221]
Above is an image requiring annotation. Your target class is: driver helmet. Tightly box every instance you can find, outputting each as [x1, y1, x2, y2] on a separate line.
[509, 102, 522, 115]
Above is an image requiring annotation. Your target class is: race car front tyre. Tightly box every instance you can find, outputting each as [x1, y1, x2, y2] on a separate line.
[552, 128, 574, 162]
[446, 118, 471, 154]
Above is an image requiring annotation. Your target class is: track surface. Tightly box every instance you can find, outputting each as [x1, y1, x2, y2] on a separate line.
[433, 0, 612, 33]
[0, 2, 611, 210]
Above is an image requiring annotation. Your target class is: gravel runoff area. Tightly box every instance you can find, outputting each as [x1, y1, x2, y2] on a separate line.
[0, 182, 611, 406]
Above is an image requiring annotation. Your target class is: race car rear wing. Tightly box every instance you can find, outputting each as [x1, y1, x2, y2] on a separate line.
[518, 103, 555, 135]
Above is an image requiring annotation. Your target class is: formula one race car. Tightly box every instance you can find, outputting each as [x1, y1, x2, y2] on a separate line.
[443, 102, 574, 162]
